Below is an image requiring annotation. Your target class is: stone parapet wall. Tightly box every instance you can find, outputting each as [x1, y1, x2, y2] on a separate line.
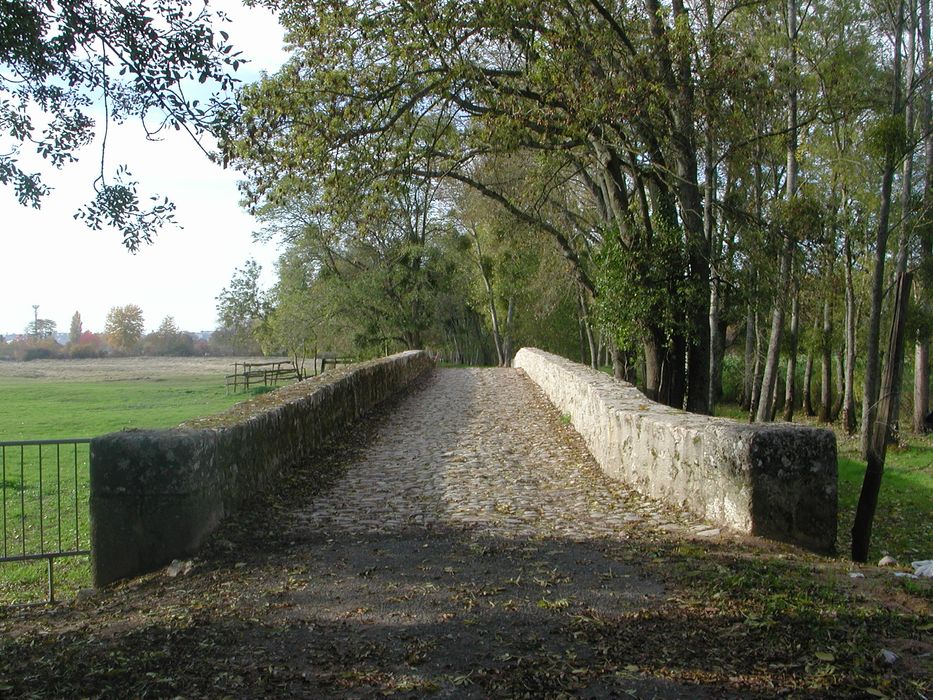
[90, 351, 433, 586]
[514, 348, 837, 553]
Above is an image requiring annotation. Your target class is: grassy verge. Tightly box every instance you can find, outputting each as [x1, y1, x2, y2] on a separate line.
[0, 371, 252, 605]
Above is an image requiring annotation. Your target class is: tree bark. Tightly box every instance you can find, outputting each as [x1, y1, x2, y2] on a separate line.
[843, 227, 858, 434]
[820, 298, 833, 422]
[783, 290, 800, 421]
[915, 341, 931, 431]
[749, 311, 764, 421]
[757, 0, 799, 423]
[852, 272, 913, 561]
[861, 0, 905, 457]
[469, 227, 504, 366]
[887, 0, 917, 440]
[914, 0, 933, 433]
[742, 304, 756, 410]
[755, 235, 793, 422]
[833, 351, 845, 420]
[503, 296, 515, 367]
[803, 351, 816, 416]
[611, 345, 625, 381]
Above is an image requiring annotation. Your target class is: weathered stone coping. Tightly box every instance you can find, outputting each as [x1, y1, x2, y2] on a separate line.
[89, 350, 434, 586]
[514, 348, 837, 553]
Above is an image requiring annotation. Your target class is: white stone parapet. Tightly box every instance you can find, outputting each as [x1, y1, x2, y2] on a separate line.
[514, 348, 837, 553]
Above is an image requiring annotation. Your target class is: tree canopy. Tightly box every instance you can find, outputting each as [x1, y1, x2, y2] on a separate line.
[1, 0, 243, 248]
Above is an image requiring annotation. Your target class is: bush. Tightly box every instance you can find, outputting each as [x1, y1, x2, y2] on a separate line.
[12, 338, 63, 361]
[68, 343, 104, 359]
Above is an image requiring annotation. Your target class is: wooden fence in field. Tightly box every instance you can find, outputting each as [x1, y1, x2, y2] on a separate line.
[225, 361, 301, 394]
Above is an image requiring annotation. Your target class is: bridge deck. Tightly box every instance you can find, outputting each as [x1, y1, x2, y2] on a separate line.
[289, 366, 703, 541]
[0, 368, 734, 698]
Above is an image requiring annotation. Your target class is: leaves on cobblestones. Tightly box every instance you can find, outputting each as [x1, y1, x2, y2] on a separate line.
[0, 369, 929, 698]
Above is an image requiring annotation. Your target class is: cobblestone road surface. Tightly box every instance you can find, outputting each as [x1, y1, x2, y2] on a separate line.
[289, 367, 713, 542]
[0, 367, 745, 699]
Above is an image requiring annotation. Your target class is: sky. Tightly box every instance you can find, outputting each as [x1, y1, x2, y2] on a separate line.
[0, 1, 289, 335]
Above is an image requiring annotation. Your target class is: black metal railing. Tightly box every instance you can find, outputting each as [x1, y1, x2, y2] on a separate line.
[0, 438, 91, 603]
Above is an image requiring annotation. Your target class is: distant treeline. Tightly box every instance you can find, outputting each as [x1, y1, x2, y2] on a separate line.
[0, 328, 246, 362]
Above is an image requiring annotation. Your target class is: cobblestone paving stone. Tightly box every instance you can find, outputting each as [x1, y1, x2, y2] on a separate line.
[289, 367, 714, 543]
[0, 366, 750, 699]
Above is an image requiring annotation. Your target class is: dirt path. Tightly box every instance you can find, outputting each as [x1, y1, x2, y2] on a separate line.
[0, 368, 928, 698]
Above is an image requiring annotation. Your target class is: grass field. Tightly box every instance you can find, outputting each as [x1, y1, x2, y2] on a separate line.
[0, 357, 283, 604]
[836, 435, 933, 563]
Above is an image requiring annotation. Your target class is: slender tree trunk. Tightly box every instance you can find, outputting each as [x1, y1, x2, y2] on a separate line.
[820, 298, 833, 422]
[578, 317, 586, 365]
[916, 342, 931, 430]
[783, 290, 800, 421]
[611, 345, 625, 381]
[742, 304, 756, 410]
[645, 337, 662, 401]
[757, 0, 799, 423]
[579, 293, 598, 369]
[843, 228, 858, 433]
[749, 312, 764, 421]
[852, 272, 913, 561]
[709, 271, 724, 412]
[861, 4, 904, 457]
[833, 351, 845, 419]
[915, 0, 933, 432]
[470, 228, 504, 366]
[803, 351, 816, 416]
[887, 0, 917, 440]
[756, 237, 793, 422]
[706, 97, 722, 414]
[503, 297, 515, 367]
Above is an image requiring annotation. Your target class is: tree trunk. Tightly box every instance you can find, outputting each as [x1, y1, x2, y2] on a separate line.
[783, 291, 800, 421]
[757, 0, 798, 423]
[843, 228, 858, 433]
[611, 345, 625, 380]
[820, 298, 833, 422]
[709, 272, 724, 412]
[833, 351, 845, 420]
[887, 0, 917, 440]
[503, 297, 515, 367]
[915, 341, 931, 431]
[802, 351, 815, 416]
[742, 305, 756, 409]
[470, 228, 504, 366]
[749, 311, 764, 421]
[578, 317, 586, 365]
[861, 0, 905, 458]
[644, 337, 662, 401]
[915, 0, 933, 433]
[852, 271, 913, 561]
[755, 236, 793, 422]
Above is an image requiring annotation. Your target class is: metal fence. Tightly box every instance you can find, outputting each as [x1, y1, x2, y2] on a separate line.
[0, 438, 91, 603]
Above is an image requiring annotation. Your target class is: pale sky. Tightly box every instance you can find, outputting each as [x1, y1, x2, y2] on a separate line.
[0, 1, 288, 335]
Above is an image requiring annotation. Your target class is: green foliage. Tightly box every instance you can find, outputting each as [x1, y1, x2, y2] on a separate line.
[68, 311, 82, 345]
[594, 221, 698, 352]
[143, 316, 195, 356]
[0, 0, 244, 248]
[864, 114, 909, 164]
[216, 259, 271, 353]
[23, 318, 56, 339]
[104, 304, 145, 354]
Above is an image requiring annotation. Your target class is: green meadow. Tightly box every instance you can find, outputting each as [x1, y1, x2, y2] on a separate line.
[0, 358, 262, 604]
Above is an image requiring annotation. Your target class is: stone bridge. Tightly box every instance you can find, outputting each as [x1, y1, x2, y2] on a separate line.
[36, 350, 841, 698]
